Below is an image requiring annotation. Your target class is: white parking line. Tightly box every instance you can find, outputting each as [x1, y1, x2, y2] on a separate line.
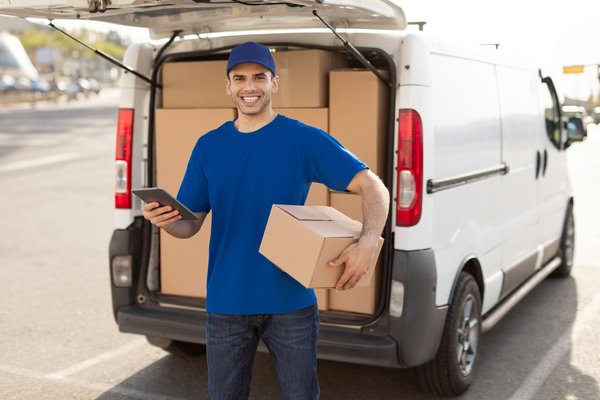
[0, 339, 188, 400]
[508, 292, 600, 400]
[46, 338, 147, 380]
[0, 364, 187, 400]
[0, 152, 82, 173]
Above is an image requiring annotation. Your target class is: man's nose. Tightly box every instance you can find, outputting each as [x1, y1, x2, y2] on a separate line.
[243, 79, 256, 90]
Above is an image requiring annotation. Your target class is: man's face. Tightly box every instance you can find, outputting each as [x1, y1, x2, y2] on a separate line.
[226, 63, 279, 117]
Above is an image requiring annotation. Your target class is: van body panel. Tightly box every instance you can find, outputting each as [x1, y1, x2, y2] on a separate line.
[114, 44, 153, 229]
[538, 143, 570, 254]
[432, 179, 502, 306]
[105, 31, 574, 391]
[430, 55, 502, 178]
[393, 84, 434, 251]
[0, 0, 571, 383]
[496, 66, 543, 281]
[397, 34, 432, 87]
[482, 270, 503, 314]
[426, 51, 503, 306]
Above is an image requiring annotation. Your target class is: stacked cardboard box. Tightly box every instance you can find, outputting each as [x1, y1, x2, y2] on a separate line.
[326, 69, 389, 314]
[157, 52, 387, 316]
[155, 108, 236, 297]
[162, 50, 347, 109]
[329, 69, 389, 178]
[162, 60, 232, 109]
[329, 192, 382, 314]
[159, 50, 345, 307]
[272, 50, 346, 107]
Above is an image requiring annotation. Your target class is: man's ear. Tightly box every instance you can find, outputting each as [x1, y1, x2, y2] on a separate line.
[271, 74, 279, 94]
[225, 77, 232, 95]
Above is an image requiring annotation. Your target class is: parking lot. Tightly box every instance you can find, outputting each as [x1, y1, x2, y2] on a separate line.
[1, 90, 599, 399]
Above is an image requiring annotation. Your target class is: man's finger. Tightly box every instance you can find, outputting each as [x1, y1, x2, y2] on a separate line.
[343, 275, 361, 290]
[335, 272, 353, 291]
[328, 252, 347, 267]
[159, 210, 179, 222]
[156, 213, 182, 227]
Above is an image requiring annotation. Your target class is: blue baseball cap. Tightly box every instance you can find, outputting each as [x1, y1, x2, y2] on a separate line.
[226, 42, 276, 75]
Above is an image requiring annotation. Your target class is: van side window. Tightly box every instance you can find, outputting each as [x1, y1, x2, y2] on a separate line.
[541, 79, 561, 149]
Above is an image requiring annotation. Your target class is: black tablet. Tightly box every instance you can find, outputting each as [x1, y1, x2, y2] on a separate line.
[132, 187, 199, 220]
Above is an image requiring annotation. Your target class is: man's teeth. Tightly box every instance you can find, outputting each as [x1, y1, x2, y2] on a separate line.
[242, 96, 259, 102]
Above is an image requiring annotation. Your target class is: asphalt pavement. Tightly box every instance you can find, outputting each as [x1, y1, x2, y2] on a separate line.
[0, 90, 599, 399]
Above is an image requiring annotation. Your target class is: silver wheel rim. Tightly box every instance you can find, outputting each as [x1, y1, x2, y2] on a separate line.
[564, 213, 575, 268]
[456, 294, 479, 376]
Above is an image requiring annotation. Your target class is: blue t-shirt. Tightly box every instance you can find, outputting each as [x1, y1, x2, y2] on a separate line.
[177, 114, 367, 314]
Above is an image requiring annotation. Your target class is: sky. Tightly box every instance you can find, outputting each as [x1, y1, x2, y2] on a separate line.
[397, 0, 600, 100]
[50, 0, 600, 101]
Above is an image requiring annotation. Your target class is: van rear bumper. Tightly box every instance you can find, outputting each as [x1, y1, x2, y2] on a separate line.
[116, 305, 400, 367]
[113, 247, 446, 369]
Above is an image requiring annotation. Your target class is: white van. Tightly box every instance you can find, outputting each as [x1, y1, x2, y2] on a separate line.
[0, 1, 585, 395]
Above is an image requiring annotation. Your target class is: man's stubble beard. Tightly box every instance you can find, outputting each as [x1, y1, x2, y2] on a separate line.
[234, 89, 273, 117]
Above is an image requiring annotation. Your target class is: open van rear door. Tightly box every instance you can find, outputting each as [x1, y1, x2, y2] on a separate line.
[0, 0, 406, 39]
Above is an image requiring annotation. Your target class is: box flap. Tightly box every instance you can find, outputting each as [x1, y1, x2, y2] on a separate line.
[276, 204, 361, 223]
[276, 204, 334, 221]
[302, 220, 360, 239]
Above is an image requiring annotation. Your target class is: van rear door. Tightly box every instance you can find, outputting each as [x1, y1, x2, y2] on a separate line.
[0, 0, 406, 39]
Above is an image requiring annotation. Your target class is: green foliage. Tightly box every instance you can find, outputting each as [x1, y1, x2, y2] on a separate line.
[15, 26, 125, 61]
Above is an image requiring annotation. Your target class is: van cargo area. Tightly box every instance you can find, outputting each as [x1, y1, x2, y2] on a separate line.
[145, 45, 395, 325]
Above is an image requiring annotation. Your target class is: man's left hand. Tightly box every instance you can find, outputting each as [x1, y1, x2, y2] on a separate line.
[328, 238, 379, 291]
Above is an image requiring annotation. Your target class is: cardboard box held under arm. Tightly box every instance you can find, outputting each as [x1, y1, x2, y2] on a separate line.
[259, 205, 383, 288]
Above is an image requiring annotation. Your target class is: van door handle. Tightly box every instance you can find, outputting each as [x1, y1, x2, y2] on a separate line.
[542, 149, 548, 176]
[535, 150, 541, 179]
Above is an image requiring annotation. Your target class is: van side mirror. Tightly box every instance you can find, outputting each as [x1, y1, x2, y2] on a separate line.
[564, 117, 586, 147]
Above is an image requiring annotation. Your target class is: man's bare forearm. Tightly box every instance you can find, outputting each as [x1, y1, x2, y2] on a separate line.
[357, 173, 390, 243]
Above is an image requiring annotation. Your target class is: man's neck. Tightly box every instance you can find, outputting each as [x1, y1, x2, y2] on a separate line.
[235, 108, 277, 133]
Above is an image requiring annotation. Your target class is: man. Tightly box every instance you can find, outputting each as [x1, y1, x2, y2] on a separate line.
[143, 42, 389, 399]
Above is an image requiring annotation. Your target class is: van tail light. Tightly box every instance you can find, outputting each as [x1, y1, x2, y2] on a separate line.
[396, 109, 423, 226]
[115, 108, 134, 209]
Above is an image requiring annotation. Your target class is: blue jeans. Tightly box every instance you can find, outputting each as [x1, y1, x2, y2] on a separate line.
[206, 304, 320, 400]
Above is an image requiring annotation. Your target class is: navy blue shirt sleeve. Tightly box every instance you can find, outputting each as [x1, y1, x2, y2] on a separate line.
[304, 126, 368, 192]
[177, 137, 211, 213]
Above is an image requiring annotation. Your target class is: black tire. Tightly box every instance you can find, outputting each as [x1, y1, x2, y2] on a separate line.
[415, 272, 482, 397]
[551, 203, 575, 278]
[146, 336, 206, 357]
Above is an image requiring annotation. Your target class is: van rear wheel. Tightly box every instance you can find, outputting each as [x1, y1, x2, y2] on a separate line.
[415, 272, 482, 396]
[146, 336, 206, 357]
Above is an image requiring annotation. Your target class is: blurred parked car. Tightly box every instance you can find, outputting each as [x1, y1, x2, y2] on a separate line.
[592, 106, 600, 125]
[0, 74, 17, 93]
[562, 105, 589, 139]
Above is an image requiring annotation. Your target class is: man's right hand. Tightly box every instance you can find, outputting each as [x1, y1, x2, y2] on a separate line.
[143, 202, 182, 228]
[143, 202, 206, 239]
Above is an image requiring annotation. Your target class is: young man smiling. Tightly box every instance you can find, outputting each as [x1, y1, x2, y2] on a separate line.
[143, 42, 389, 399]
